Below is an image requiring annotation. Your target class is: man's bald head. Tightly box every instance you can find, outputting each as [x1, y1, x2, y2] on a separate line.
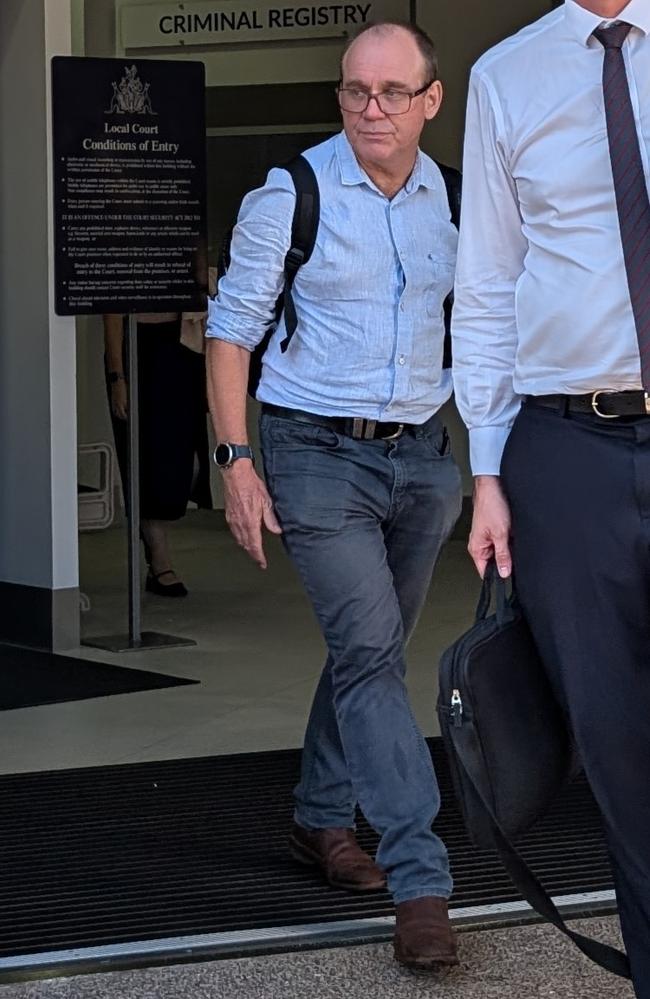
[340, 21, 438, 89]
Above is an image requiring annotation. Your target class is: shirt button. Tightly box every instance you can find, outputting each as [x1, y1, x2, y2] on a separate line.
[398, 355, 406, 366]
[399, 302, 405, 311]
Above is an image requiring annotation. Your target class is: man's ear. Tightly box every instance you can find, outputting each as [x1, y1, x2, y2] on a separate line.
[425, 80, 443, 121]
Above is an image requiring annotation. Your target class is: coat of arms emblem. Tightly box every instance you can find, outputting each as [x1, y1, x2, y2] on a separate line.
[107, 65, 155, 115]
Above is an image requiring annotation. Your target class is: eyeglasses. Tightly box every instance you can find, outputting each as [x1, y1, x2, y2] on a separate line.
[336, 80, 434, 115]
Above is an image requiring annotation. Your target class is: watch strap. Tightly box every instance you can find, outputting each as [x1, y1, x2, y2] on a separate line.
[229, 444, 254, 464]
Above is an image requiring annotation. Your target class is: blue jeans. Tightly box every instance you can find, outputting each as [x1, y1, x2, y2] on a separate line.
[260, 409, 462, 903]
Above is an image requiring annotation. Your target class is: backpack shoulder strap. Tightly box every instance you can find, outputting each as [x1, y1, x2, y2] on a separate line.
[435, 160, 462, 229]
[279, 154, 320, 353]
[216, 224, 234, 284]
[434, 160, 462, 370]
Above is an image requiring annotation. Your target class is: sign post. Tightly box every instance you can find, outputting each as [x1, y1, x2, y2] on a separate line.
[126, 316, 142, 646]
[52, 56, 208, 652]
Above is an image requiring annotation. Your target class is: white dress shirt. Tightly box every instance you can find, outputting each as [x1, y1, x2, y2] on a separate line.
[451, 0, 650, 474]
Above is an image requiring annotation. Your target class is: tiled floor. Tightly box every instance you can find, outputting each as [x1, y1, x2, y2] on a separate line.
[0, 511, 480, 775]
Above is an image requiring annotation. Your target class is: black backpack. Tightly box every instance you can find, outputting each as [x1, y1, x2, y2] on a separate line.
[217, 154, 461, 398]
[436, 161, 462, 369]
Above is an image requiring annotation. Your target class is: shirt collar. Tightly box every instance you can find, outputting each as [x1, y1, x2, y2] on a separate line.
[564, 0, 650, 46]
[408, 152, 438, 193]
[334, 129, 435, 194]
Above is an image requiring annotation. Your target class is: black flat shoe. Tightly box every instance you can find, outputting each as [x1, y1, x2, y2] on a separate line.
[145, 570, 188, 598]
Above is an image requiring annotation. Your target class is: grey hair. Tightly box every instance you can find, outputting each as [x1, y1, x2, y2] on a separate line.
[340, 21, 439, 86]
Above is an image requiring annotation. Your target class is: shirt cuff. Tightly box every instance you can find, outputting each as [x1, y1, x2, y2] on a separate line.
[205, 297, 256, 351]
[204, 295, 223, 339]
[469, 426, 513, 476]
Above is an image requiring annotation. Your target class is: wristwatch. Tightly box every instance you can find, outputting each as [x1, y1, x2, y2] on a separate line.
[108, 371, 126, 384]
[213, 442, 255, 469]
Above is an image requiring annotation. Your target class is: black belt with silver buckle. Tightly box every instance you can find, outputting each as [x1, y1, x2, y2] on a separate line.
[525, 391, 650, 419]
[261, 403, 411, 440]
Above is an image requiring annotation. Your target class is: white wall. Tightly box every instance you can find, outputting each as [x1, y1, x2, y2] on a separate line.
[0, 0, 78, 593]
[74, 1, 128, 519]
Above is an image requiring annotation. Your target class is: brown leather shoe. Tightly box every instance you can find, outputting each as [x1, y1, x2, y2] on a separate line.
[394, 897, 459, 970]
[288, 822, 386, 891]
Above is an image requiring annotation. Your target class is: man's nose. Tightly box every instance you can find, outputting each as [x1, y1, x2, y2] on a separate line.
[362, 95, 387, 120]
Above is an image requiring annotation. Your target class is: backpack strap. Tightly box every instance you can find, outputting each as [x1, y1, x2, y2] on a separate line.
[434, 161, 462, 370]
[279, 155, 320, 353]
[436, 160, 462, 229]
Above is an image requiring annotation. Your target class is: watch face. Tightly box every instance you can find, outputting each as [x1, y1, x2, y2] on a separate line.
[214, 443, 233, 467]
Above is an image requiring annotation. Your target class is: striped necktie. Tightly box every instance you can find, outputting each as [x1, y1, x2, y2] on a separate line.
[594, 22, 650, 401]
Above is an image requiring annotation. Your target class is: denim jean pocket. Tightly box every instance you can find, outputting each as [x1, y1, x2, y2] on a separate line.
[264, 416, 341, 450]
[421, 424, 451, 459]
[261, 415, 344, 486]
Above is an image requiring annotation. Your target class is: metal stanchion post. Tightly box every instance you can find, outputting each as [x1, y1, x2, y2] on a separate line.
[126, 314, 142, 646]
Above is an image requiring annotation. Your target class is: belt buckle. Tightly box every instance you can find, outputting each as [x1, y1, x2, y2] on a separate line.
[591, 391, 620, 419]
[381, 423, 405, 441]
[351, 418, 377, 440]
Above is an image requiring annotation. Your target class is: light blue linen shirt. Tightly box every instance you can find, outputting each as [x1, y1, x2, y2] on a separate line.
[207, 131, 457, 423]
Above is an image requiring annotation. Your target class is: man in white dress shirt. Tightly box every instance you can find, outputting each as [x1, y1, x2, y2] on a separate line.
[452, 0, 650, 993]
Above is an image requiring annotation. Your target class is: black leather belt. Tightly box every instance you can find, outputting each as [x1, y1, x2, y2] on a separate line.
[261, 403, 413, 440]
[525, 391, 650, 419]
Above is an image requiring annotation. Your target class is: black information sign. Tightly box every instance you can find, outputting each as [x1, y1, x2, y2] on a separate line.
[52, 56, 207, 315]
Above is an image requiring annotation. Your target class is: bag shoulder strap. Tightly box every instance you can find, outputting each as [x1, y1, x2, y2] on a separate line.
[434, 161, 461, 370]
[451, 726, 631, 978]
[460, 563, 630, 976]
[216, 224, 234, 283]
[279, 154, 320, 353]
[435, 160, 462, 229]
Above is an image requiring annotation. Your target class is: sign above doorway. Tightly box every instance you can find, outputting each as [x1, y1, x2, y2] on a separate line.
[119, 0, 411, 48]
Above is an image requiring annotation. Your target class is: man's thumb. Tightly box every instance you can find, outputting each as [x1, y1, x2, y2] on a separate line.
[263, 505, 283, 535]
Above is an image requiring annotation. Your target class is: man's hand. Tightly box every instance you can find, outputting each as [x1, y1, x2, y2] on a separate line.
[110, 380, 128, 420]
[205, 340, 277, 565]
[221, 460, 282, 569]
[469, 475, 512, 579]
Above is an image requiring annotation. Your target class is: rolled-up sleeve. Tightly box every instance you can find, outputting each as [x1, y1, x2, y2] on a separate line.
[206, 168, 296, 350]
[451, 68, 528, 475]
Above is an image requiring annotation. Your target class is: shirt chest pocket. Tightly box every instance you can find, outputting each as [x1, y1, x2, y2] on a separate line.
[419, 221, 457, 316]
[425, 251, 455, 318]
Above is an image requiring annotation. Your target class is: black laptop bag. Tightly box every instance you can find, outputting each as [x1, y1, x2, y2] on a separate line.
[437, 561, 631, 978]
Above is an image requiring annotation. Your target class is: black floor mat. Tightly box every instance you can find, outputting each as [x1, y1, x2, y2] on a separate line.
[0, 740, 613, 959]
[0, 644, 198, 710]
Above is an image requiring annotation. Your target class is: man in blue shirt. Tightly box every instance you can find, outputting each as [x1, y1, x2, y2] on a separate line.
[207, 21, 461, 969]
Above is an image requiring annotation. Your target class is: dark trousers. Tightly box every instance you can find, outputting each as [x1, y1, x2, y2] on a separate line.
[107, 321, 211, 521]
[501, 401, 650, 998]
